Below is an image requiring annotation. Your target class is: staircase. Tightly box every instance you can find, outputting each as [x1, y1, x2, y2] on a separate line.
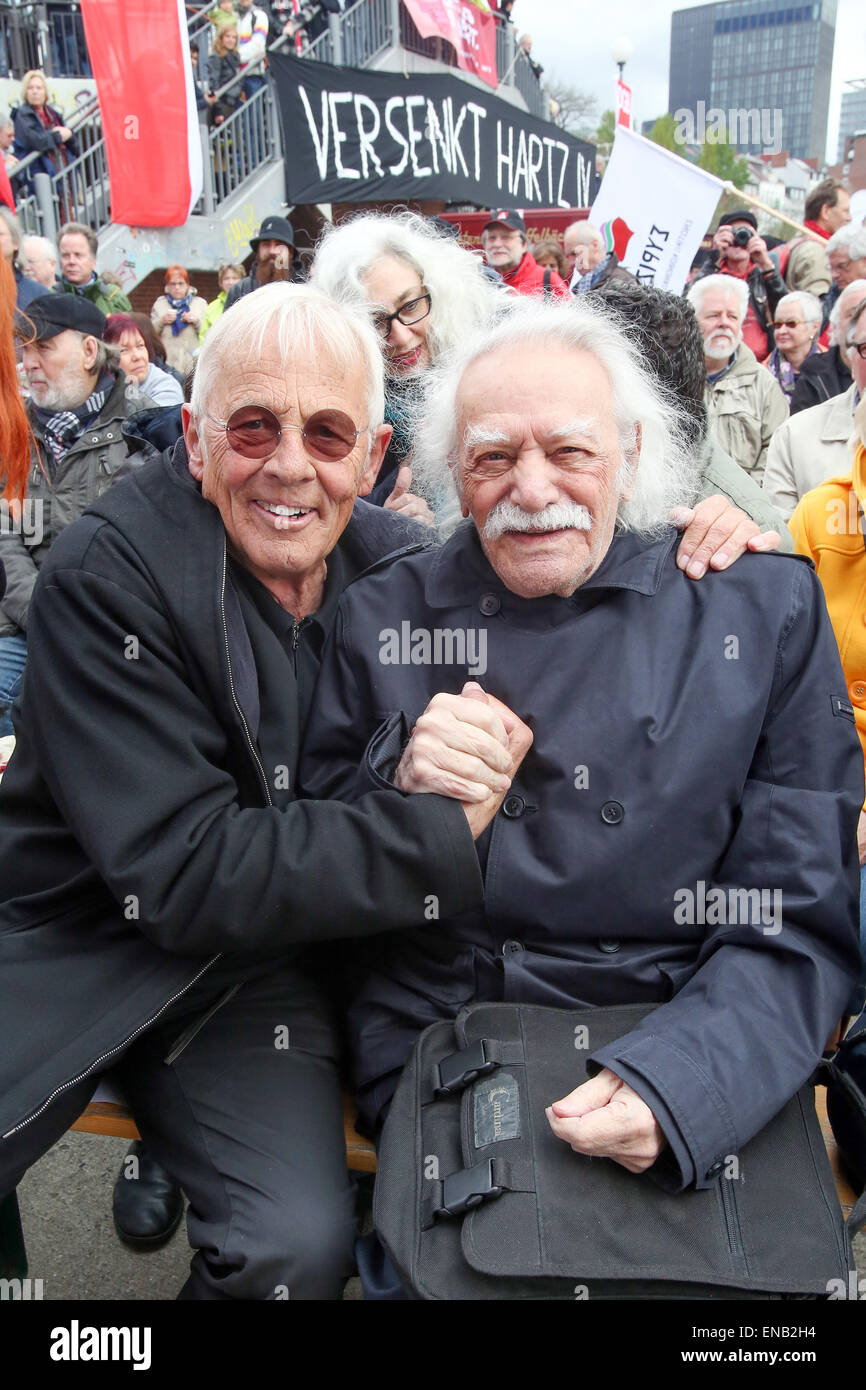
[11, 0, 549, 291]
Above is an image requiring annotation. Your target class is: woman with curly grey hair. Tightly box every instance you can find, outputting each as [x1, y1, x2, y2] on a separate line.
[311, 211, 503, 523]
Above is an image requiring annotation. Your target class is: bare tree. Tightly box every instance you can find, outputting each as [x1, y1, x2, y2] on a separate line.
[546, 77, 598, 138]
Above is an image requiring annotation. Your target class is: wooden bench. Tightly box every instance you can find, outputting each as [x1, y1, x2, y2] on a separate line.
[71, 1087, 378, 1174]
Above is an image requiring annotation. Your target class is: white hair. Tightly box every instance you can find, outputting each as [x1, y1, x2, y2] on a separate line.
[827, 223, 866, 261]
[776, 290, 822, 326]
[190, 282, 385, 429]
[831, 278, 866, 344]
[567, 220, 603, 247]
[20, 233, 56, 262]
[411, 296, 698, 538]
[310, 210, 503, 364]
[686, 274, 749, 324]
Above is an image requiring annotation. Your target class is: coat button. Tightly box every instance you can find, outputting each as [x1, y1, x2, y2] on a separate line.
[598, 939, 621, 953]
[853, 682, 866, 700]
[91, 436, 99, 443]
[705, 1160, 724, 1179]
[479, 593, 500, 616]
[502, 939, 524, 956]
[600, 800, 624, 825]
[502, 794, 525, 819]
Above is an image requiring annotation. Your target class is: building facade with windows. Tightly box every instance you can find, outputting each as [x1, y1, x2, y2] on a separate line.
[837, 79, 866, 164]
[669, 0, 837, 161]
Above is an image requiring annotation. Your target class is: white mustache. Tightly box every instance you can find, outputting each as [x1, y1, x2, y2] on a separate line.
[482, 500, 593, 542]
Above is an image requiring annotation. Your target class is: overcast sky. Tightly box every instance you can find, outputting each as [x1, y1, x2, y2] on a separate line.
[520, 0, 866, 162]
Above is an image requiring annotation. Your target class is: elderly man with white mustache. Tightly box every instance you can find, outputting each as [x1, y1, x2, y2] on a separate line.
[688, 274, 789, 483]
[302, 297, 861, 1218]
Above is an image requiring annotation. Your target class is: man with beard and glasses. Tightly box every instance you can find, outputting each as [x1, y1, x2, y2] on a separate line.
[0, 293, 153, 736]
[687, 274, 788, 483]
[224, 215, 302, 310]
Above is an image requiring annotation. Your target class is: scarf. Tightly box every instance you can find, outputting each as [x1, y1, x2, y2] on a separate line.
[803, 219, 830, 241]
[574, 253, 615, 297]
[766, 343, 818, 400]
[35, 102, 71, 169]
[33, 372, 115, 472]
[166, 292, 193, 336]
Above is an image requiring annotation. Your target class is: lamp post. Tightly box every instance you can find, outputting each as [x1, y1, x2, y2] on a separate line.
[610, 36, 633, 80]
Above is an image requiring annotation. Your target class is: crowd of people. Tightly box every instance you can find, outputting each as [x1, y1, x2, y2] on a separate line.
[1, 169, 866, 1300]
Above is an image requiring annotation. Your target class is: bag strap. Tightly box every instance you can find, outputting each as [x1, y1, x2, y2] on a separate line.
[421, 1157, 513, 1230]
[543, 266, 552, 300]
[427, 1037, 525, 1100]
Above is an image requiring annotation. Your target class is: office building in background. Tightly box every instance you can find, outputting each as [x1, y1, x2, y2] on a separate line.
[669, 0, 837, 161]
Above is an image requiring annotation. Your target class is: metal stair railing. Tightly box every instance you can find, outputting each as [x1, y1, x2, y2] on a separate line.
[10, 0, 549, 246]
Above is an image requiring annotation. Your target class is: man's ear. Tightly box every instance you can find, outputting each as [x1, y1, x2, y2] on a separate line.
[620, 424, 641, 502]
[448, 456, 470, 517]
[357, 422, 392, 496]
[183, 404, 205, 482]
[81, 334, 99, 372]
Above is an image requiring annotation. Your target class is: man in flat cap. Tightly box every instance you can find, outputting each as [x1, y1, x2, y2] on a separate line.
[480, 209, 571, 300]
[696, 209, 787, 360]
[0, 293, 152, 734]
[224, 214, 301, 310]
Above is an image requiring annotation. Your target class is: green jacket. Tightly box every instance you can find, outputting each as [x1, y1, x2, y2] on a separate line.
[697, 428, 794, 552]
[199, 290, 227, 343]
[57, 275, 132, 316]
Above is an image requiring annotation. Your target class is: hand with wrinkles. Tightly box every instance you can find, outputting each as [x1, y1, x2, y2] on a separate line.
[394, 682, 533, 840]
[546, 1068, 665, 1172]
[671, 494, 781, 580]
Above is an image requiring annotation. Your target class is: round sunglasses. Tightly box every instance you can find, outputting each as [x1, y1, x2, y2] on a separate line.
[205, 406, 369, 462]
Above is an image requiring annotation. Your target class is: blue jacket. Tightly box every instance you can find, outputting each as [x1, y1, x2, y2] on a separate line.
[301, 521, 863, 1188]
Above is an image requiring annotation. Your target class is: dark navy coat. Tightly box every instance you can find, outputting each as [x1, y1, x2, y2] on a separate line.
[301, 521, 864, 1188]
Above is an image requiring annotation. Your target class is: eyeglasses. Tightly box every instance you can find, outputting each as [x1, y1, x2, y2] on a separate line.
[773, 319, 806, 329]
[849, 341, 866, 361]
[371, 293, 432, 340]
[205, 405, 369, 462]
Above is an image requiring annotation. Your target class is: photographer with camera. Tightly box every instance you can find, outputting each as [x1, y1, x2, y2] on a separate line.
[697, 209, 787, 360]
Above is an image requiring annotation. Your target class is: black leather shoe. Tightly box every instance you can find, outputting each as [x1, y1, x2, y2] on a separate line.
[112, 1141, 184, 1250]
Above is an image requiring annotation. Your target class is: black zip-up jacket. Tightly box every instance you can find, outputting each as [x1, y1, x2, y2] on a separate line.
[789, 345, 853, 415]
[0, 442, 483, 1140]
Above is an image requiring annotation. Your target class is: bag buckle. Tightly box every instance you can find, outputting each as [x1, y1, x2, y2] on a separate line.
[439, 1159, 503, 1218]
[435, 1039, 497, 1095]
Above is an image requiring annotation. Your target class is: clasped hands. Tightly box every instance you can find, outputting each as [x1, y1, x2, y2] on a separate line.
[393, 682, 664, 1171]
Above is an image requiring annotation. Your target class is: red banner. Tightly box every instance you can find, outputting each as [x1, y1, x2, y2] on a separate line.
[401, 0, 498, 90]
[616, 79, 632, 129]
[79, 0, 202, 226]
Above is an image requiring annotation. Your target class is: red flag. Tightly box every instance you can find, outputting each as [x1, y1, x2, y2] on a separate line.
[79, 0, 203, 226]
[402, 0, 498, 89]
[0, 161, 14, 212]
[616, 79, 632, 129]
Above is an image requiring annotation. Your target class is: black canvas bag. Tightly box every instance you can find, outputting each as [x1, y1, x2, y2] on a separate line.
[374, 1002, 860, 1300]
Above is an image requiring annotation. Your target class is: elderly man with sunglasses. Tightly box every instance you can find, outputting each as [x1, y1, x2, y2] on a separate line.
[0, 285, 515, 1299]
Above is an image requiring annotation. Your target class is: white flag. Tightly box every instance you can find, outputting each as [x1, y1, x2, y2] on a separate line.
[588, 127, 724, 295]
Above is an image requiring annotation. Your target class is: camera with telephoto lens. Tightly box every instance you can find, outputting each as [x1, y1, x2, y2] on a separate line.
[731, 227, 753, 248]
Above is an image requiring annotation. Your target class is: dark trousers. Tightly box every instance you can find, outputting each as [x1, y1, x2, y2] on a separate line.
[1, 961, 357, 1299]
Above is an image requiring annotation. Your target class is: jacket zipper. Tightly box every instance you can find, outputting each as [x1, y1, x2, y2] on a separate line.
[718, 1171, 748, 1275]
[221, 543, 272, 806]
[3, 543, 274, 1139]
[2, 954, 219, 1139]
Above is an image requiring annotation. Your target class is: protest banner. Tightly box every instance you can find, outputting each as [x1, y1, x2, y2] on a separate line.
[589, 126, 723, 293]
[80, 0, 202, 226]
[269, 52, 597, 209]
